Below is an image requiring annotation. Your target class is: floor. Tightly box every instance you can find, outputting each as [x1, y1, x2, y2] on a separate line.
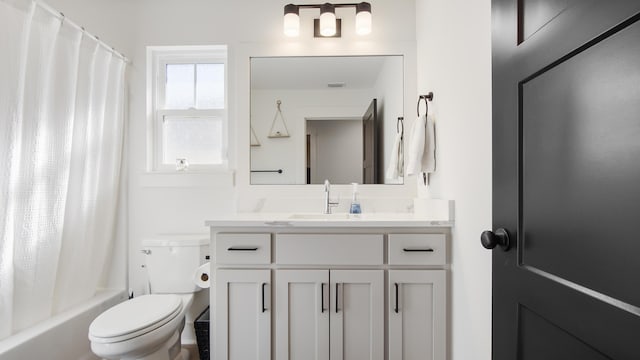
[184, 344, 202, 359]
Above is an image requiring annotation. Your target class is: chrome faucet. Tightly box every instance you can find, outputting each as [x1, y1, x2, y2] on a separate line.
[323, 179, 339, 214]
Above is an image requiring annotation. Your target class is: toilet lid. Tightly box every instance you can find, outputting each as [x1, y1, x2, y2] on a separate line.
[89, 294, 182, 341]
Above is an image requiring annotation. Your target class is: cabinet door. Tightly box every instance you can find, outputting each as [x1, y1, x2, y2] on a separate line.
[215, 269, 271, 360]
[275, 270, 329, 360]
[330, 270, 384, 360]
[388, 270, 446, 360]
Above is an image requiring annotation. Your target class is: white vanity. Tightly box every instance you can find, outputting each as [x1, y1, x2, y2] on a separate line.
[206, 213, 451, 360]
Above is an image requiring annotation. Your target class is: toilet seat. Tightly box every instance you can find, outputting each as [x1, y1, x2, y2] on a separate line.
[89, 294, 182, 344]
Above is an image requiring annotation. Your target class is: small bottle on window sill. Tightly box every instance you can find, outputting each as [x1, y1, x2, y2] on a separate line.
[176, 158, 189, 171]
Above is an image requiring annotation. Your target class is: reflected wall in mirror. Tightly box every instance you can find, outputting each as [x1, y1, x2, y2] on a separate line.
[250, 55, 404, 185]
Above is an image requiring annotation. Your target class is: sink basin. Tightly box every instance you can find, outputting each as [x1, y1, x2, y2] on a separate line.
[287, 213, 417, 221]
[288, 213, 351, 220]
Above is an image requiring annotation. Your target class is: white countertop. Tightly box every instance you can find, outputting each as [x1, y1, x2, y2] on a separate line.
[205, 212, 453, 228]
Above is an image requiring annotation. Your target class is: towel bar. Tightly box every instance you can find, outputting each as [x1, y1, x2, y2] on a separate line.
[251, 169, 284, 174]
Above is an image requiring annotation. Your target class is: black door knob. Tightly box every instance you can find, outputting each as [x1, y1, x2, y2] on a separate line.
[481, 228, 510, 251]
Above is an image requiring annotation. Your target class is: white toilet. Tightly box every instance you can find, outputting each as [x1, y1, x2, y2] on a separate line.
[89, 235, 209, 360]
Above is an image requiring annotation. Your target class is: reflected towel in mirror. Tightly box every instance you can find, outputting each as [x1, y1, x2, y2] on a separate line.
[385, 132, 404, 180]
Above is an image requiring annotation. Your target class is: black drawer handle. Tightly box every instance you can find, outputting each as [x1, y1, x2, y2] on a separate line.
[262, 283, 267, 313]
[403, 248, 434, 252]
[227, 247, 259, 251]
[321, 283, 326, 313]
[335, 283, 339, 313]
[394, 283, 399, 313]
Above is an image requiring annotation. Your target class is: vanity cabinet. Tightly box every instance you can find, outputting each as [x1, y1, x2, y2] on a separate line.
[275, 269, 384, 360]
[214, 269, 271, 360]
[275, 270, 328, 360]
[329, 270, 384, 360]
[207, 222, 450, 360]
[275, 234, 383, 265]
[213, 233, 273, 360]
[388, 270, 446, 360]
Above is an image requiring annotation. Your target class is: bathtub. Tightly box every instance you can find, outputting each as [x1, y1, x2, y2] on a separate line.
[0, 289, 127, 360]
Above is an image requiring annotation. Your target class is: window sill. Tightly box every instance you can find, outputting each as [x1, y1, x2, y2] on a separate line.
[139, 170, 235, 188]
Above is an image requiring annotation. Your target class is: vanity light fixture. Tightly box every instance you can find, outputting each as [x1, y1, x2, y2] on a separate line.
[283, 2, 372, 38]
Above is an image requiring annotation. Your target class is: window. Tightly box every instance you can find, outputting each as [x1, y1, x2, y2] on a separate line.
[148, 46, 228, 171]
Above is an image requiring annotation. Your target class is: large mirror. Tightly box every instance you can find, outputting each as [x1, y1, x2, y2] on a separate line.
[250, 55, 404, 185]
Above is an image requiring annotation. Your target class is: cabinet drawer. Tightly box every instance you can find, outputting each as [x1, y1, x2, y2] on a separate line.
[276, 234, 383, 265]
[215, 233, 271, 265]
[388, 234, 446, 265]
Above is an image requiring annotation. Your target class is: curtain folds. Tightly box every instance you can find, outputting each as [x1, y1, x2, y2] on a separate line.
[0, 0, 126, 340]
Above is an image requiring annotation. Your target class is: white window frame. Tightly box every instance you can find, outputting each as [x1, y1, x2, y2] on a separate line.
[147, 45, 228, 172]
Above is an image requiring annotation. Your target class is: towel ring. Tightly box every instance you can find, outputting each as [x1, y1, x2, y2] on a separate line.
[417, 92, 434, 117]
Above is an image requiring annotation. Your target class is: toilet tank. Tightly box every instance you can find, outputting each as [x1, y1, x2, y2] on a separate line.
[142, 234, 209, 294]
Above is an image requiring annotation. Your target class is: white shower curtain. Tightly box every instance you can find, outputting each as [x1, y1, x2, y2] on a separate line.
[0, 0, 126, 340]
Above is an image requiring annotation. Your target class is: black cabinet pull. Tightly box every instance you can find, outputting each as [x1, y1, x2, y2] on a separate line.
[402, 248, 434, 252]
[261, 283, 267, 313]
[335, 283, 339, 313]
[321, 283, 326, 313]
[394, 283, 399, 313]
[227, 247, 258, 251]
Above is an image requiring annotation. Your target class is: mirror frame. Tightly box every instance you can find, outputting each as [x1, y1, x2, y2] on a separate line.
[235, 41, 418, 204]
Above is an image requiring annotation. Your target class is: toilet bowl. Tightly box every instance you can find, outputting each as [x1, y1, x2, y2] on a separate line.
[89, 235, 208, 360]
[89, 294, 192, 360]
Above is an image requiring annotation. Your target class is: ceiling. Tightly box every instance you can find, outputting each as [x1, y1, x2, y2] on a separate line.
[250, 56, 395, 90]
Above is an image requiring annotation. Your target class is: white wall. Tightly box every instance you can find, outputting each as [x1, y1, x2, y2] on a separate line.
[415, 1, 493, 360]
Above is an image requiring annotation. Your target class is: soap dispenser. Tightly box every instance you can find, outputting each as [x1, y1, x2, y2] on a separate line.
[349, 183, 362, 215]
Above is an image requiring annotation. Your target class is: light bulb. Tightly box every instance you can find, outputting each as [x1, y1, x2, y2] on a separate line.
[284, 13, 299, 37]
[355, 2, 372, 35]
[284, 4, 300, 37]
[320, 3, 336, 37]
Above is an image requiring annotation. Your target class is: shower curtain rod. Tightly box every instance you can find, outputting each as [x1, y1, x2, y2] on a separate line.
[33, 0, 130, 63]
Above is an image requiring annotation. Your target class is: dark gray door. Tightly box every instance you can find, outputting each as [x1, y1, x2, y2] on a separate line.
[488, 1, 640, 359]
[362, 99, 377, 184]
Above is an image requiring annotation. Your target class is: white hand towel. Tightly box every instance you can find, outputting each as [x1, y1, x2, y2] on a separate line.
[385, 132, 404, 180]
[406, 115, 426, 176]
[406, 114, 436, 176]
